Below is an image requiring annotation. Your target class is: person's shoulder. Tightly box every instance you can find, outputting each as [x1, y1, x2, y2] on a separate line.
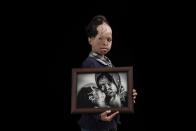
[83, 56, 97, 63]
[81, 57, 98, 68]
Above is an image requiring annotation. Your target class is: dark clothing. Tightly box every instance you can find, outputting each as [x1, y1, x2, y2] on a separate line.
[81, 128, 117, 131]
[82, 56, 108, 68]
[79, 114, 117, 131]
[82, 52, 112, 68]
[88, 52, 113, 67]
[78, 53, 120, 131]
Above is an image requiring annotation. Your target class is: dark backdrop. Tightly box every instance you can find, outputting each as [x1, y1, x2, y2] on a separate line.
[3, 1, 192, 130]
[17, 3, 190, 131]
[45, 8, 145, 131]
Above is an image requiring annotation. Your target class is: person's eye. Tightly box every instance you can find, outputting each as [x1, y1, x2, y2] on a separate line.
[98, 37, 103, 40]
[107, 38, 112, 42]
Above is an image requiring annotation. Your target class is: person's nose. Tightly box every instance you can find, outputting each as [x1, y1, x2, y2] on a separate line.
[105, 84, 111, 90]
[102, 39, 108, 46]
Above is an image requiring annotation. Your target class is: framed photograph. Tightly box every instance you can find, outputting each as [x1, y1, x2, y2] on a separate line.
[71, 66, 134, 114]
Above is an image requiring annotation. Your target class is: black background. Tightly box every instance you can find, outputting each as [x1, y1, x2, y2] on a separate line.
[8, 2, 192, 130]
[46, 6, 145, 130]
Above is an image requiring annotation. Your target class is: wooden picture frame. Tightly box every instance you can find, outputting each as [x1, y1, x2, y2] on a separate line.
[71, 66, 134, 114]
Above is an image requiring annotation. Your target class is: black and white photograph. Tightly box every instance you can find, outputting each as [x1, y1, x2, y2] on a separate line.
[71, 67, 134, 113]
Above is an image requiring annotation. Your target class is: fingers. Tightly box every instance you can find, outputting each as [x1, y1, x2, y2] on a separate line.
[133, 96, 136, 100]
[100, 110, 119, 122]
[133, 89, 138, 96]
[101, 110, 111, 116]
[132, 89, 138, 103]
[107, 111, 119, 120]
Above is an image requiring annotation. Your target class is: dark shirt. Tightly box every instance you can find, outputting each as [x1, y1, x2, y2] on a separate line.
[78, 52, 120, 130]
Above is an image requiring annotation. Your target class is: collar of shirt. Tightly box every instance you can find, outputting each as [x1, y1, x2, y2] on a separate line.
[89, 52, 113, 67]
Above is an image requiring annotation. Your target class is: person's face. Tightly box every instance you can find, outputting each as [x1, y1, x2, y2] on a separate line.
[88, 88, 106, 105]
[93, 89, 106, 103]
[89, 23, 112, 56]
[98, 76, 117, 97]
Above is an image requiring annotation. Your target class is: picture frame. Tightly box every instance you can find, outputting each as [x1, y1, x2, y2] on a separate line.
[71, 66, 134, 114]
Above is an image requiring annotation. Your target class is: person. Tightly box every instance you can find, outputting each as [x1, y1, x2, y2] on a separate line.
[77, 83, 108, 108]
[78, 15, 137, 131]
[95, 73, 127, 108]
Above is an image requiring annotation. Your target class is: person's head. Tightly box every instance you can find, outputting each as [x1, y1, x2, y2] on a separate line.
[95, 73, 121, 97]
[77, 83, 106, 108]
[86, 15, 112, 56]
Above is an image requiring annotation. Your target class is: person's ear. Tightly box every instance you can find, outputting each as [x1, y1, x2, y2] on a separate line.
[88, 37, 91, 44]
[88, 37, 94, 45]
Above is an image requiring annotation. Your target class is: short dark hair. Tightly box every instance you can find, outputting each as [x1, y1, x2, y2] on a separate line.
[86, 15, 110, 38]
[77, 85, 96, 108]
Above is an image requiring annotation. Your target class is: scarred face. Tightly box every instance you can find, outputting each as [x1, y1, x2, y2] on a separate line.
[88, 23, 112, 56]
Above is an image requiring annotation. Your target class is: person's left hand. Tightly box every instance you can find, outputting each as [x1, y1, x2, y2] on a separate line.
[132, 89, 137, 103]
[100, 110, 119, 122]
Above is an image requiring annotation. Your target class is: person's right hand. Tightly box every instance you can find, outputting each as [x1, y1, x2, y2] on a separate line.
[100, 110, 119, 122]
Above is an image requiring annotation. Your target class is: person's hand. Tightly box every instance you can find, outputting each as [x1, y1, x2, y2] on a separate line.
[132, 89, 138, 103]
[109, 94, 121, 107]
[100, 110, 119, 122]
